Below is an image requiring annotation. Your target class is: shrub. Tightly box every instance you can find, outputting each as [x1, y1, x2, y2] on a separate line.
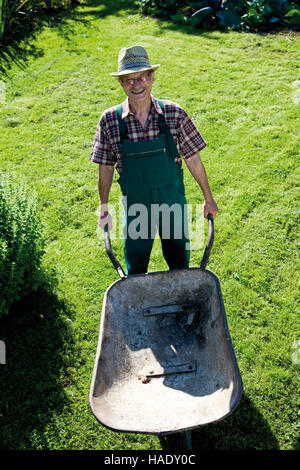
[138, 0, 300, 31]
[0, 0, 83, 43]
[0, 173, 45, 319]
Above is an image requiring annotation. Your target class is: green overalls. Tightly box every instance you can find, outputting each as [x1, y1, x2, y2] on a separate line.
[116, 100, 190, 275]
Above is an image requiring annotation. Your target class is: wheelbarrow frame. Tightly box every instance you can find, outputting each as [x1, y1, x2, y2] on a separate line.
[90, 216, 243, 440]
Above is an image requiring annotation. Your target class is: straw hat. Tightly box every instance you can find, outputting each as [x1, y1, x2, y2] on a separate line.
[110, 45, 160, 77]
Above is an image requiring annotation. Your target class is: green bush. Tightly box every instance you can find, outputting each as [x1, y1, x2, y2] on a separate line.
[138, 0, 300, 31]
[0, 0, 83, 43]
[0, 173, 45, 319]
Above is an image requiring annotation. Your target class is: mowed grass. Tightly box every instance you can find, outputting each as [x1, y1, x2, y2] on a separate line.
[0, 0, 299, 450]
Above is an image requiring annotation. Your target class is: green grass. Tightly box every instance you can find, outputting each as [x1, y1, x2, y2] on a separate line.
[0, 0, 299, 450]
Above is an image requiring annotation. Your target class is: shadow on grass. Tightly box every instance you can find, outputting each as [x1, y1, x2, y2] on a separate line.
[81, 0, 139, 18]
[0, 8, 83, 78]
[0, 278, 76, 450]
[1, 0, 296, 78]
[159, 393, 280, 450]
[0, 0, 139, 78]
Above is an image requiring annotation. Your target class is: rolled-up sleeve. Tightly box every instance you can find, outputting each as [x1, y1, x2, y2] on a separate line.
[90, 115, 117, 166]
[178, 109, 207, 159]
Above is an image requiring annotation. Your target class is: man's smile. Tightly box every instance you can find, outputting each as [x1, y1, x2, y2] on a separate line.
[131, 88, 145, 95]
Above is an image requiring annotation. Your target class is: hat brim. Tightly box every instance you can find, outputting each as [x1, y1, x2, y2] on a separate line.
[110, 64, 160, 77]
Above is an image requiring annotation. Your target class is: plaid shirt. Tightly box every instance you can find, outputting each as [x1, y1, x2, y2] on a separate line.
[90, 95, 207, 173]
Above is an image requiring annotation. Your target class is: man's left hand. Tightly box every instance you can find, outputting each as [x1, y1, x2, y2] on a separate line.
[203, 198, 219, 218]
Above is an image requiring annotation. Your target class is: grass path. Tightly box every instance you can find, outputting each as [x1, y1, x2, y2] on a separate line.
[0, 0, 299, 450]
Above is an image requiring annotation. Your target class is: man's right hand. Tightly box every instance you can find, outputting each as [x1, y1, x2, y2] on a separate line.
[97, 204, 113, 230]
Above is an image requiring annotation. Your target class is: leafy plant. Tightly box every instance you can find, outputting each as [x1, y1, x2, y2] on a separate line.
[241, 0, 291, 29]
[138, 0, 300, 30]
[189, 0, 246, 30]
[140, 0, 184, 17]
[283, 1, 300, 26]
[0, 0, 3, 39]
[0, 0, 83, 43]
[0, 0, 31, 40]
[0, 173, 45, 318]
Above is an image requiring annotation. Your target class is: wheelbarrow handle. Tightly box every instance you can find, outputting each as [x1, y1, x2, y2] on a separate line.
[200, 214, 214, 270]
[104, 225, 126, 278]
[104, 214, 213, 276]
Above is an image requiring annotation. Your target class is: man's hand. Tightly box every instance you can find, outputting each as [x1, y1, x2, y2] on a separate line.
[97, 204, 113, 230]
[203, 197, 219, 219]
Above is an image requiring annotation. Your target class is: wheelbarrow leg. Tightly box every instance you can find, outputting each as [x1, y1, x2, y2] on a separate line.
[163, 431, 193, 450]
[185, 430, 193, 450]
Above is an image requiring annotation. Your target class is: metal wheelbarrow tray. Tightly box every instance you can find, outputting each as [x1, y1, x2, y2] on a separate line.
[90, 217, 243, 435]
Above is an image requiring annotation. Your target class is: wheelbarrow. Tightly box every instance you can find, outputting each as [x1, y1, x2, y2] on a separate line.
[90, 216, 243, 448]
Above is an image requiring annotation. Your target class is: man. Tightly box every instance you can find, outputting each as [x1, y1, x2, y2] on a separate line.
[90, 45, 218, 275]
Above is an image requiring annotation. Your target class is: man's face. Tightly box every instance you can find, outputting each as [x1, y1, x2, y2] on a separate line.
[118, 70, 155, 104]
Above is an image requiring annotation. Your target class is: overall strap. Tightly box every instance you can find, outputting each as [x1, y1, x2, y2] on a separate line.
[116, 103, 128, 142]
[116, 100, 180, 161]
[156, 99, 180, 160]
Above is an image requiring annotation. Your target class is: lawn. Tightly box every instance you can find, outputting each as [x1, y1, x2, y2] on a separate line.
[0, 0, 299, 451]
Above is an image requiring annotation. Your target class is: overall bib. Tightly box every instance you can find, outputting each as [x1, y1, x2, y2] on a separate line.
[116, 100, 190, 275]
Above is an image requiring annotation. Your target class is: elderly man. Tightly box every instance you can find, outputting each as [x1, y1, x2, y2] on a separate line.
[90, 45, 218, 275]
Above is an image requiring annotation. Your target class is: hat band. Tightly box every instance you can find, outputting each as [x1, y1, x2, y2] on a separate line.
[119, 61, 151, 72]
